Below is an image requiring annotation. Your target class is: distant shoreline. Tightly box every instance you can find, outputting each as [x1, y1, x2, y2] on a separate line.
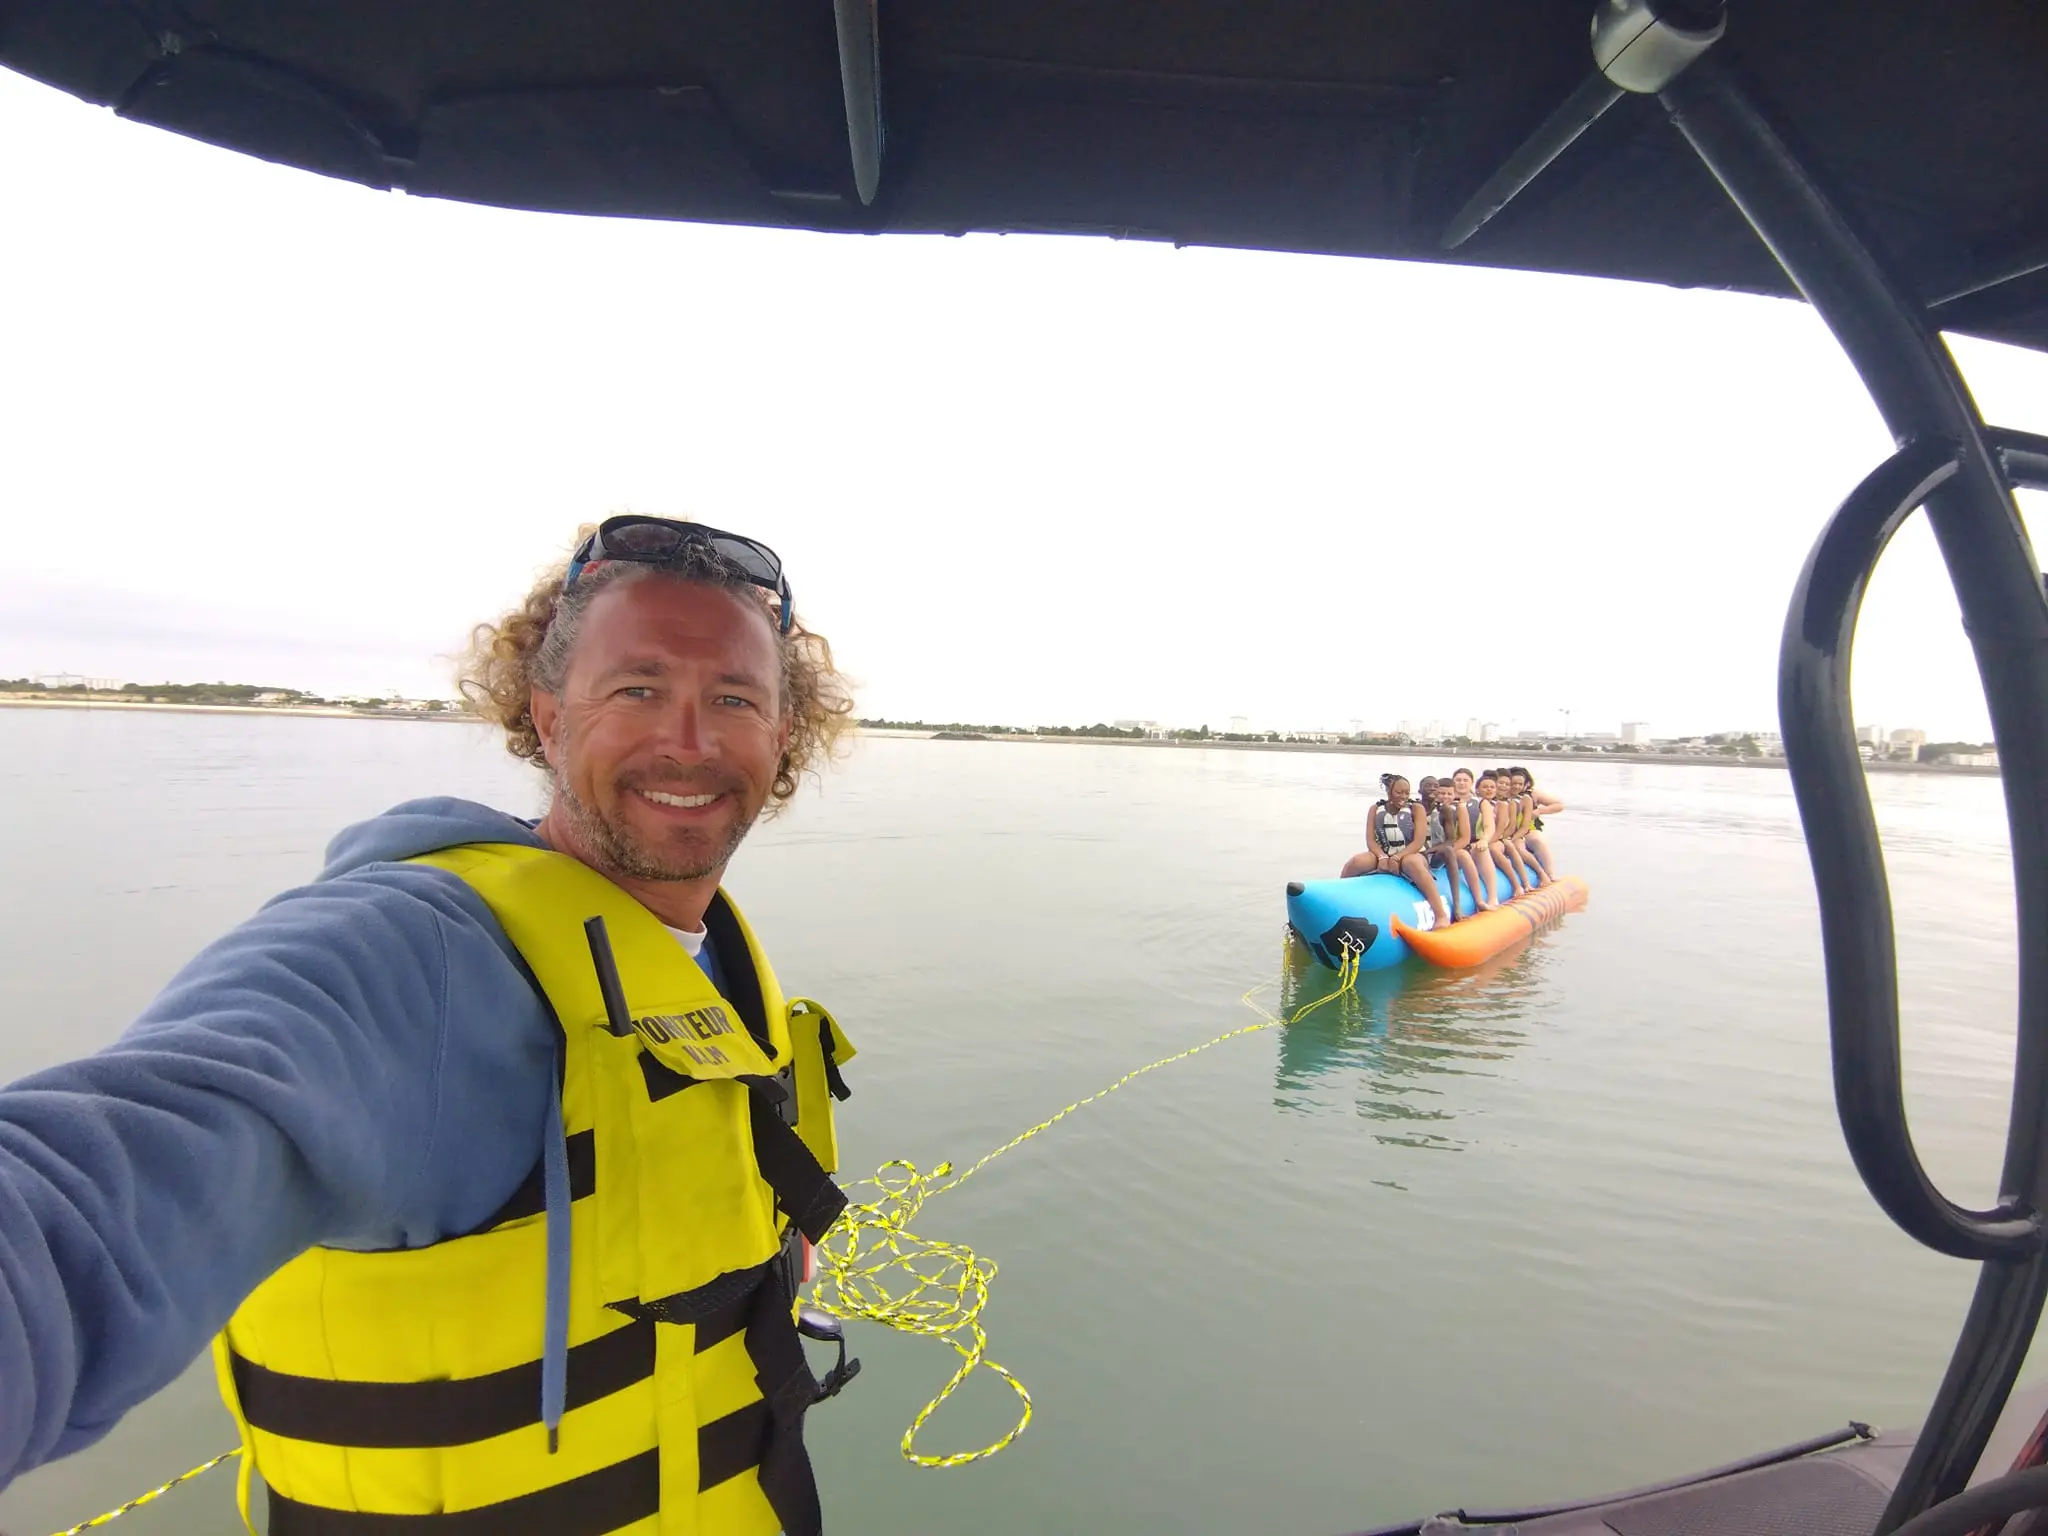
[0, 696, 477, 725]
[853, 727, 2001, 777]
[0, 700, 1998, 776]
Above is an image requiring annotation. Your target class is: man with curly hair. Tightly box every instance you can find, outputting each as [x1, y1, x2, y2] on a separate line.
[0, 518, 861, 1535]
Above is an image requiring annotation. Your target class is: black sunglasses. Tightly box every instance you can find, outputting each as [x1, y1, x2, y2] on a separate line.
[563, 516, 793, 634]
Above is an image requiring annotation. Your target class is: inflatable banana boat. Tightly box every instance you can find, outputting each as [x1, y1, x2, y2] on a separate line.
[1286, 868, 1588, 971]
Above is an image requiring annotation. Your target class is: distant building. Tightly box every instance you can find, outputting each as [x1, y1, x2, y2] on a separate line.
[1856, 724, 1887, 752]
[33, 673, 122, 690]
[1113, 718, 1164, 738]
[1479, 721, 1500, 742]
[1620, 721, 1648, 745]
[1948, 749, 1999, 768]
[1753, 731, 1785, 757]
[1465, 718, 1483, 740]
[1889, 727, 1926, 762]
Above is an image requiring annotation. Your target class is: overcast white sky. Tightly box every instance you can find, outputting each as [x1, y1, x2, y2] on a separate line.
[2, 70, 2043, 740]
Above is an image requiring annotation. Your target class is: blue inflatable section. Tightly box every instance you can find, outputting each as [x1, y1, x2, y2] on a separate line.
[1286, 865, 1520, 970]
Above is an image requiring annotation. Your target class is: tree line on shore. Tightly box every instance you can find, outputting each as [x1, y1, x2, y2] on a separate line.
[863, 717, 1439, 744]
[860, 717, 1143, 739]
[857, 717, 1997, 761]
[0, 680, 457, 712]
[2, 692, 1993, 761]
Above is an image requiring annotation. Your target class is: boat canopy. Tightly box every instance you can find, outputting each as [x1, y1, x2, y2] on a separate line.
[2, 1, 2043, 352]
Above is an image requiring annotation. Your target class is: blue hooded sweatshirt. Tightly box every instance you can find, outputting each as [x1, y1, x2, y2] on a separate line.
[0, 796, 657, 1487]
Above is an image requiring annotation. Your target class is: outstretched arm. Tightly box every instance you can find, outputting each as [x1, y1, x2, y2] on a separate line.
[0, 864, 553, 1488]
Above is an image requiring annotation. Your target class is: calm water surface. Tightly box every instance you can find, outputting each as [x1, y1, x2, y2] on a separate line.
[0, 708, 2032, 1535]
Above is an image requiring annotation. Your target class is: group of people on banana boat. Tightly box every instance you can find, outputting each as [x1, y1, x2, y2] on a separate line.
[1341, 765, 1564, 927]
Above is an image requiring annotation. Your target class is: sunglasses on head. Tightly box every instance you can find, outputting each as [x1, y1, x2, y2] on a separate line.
[563, 515, 794, 635]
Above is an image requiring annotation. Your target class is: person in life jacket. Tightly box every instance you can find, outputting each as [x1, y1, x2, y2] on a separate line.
[0, 515, 860, 1536]
[1339, 772, 1451, 926]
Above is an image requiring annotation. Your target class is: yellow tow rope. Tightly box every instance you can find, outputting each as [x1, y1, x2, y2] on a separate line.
[807, 950, 1361, 1466]
[50, 952, 1358, 1530]
[46, 1447, 241, 1533]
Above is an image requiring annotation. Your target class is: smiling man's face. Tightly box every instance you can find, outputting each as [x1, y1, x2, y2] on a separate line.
[532, 573, 788, 902]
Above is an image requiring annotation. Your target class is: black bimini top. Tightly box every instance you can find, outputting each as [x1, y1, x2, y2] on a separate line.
[3, 1, 2045, 351]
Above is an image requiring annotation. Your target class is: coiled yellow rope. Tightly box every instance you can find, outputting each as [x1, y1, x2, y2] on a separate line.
[50, 951, 1358, 1527]
[808, 949, 1361, 1467]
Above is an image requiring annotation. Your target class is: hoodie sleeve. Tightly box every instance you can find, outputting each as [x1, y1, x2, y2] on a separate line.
[0, 861, 555, 1487]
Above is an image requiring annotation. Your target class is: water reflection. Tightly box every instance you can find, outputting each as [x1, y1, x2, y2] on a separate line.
[1272, 938, 1537, 1153]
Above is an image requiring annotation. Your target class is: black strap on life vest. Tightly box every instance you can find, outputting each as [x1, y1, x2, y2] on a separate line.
[746, 1087, 847, 1243]
[234, 1317, 656, 1451]
[819, 1017, 852, 1102]
[704, 892, 771, 1048]
[611, 1236, 826, 1536]
[740, 1248, 828, 1536]
[704, 892, 806, 1124]
[266, 1451, 660, 1536]
[615, 1092, 846, 1536]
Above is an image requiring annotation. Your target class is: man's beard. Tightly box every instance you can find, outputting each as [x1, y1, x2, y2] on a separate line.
[551, 768, 755, 883]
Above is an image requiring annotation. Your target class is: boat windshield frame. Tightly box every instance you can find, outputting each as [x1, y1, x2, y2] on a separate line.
[1444, 22, 2048, 1532]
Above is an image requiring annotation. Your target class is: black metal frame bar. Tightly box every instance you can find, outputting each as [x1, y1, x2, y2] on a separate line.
[1778, 439, 2037, 1260]
[1992, 428, 2048, 492]
[1659, 54, 2048, 1533]
[831, 0, 884, 205]
[1439, 73, 1623, 250]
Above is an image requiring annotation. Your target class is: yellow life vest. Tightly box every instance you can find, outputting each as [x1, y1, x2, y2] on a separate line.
[212, 842, 856, 1536]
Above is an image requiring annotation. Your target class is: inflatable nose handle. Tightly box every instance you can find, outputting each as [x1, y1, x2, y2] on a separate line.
[798, 1307, 862, 1400]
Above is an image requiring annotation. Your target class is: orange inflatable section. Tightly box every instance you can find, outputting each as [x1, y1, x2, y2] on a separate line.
[1390, 876, 1589, 968]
